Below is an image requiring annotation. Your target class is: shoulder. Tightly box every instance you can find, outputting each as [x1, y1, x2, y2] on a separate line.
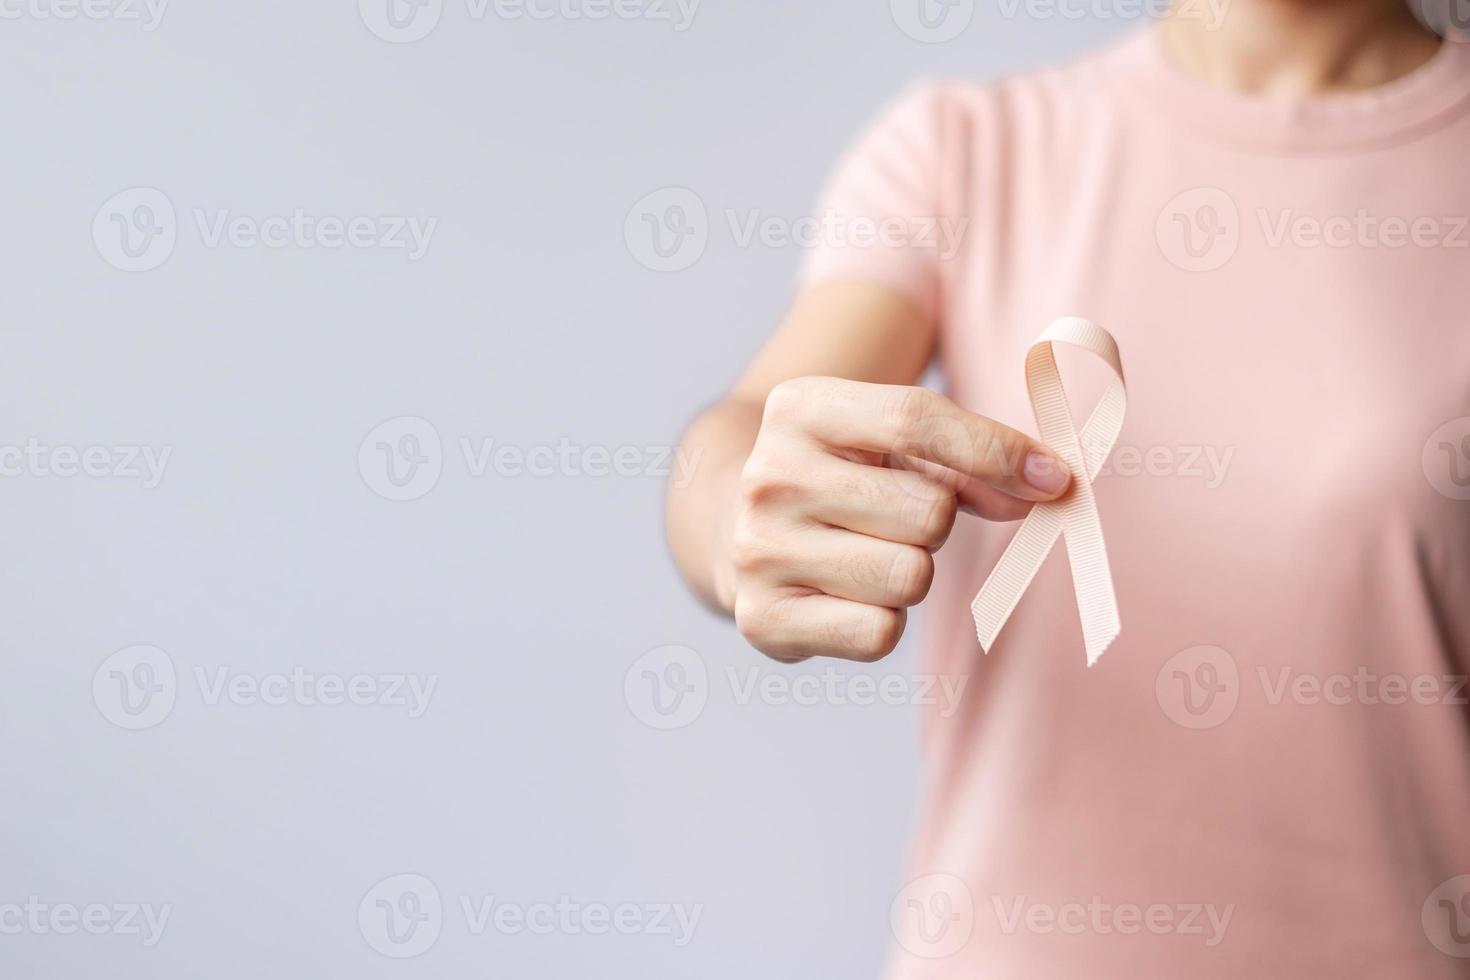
[886, 33, 1138, 139]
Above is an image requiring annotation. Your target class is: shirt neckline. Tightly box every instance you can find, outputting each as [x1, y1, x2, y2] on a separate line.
[1100, 27, 1470, 153]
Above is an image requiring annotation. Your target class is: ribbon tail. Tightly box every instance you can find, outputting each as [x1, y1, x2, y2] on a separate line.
[971, 501, 1064, 653]
[1057, 478, 1121, 666]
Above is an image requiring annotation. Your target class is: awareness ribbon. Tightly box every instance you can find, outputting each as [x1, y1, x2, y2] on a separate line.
[970, 317, 1127, 666]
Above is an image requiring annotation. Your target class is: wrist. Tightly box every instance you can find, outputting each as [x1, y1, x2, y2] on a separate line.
[709, 474, 742, 615]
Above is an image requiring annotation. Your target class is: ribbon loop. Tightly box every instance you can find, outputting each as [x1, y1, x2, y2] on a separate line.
[970, 317, 1127, 665]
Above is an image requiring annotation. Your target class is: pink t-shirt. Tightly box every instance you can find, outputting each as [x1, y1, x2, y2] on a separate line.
[802, 28, 1470, 979]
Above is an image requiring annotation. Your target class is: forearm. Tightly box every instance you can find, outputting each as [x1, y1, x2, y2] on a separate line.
[665, 395, 764, 615]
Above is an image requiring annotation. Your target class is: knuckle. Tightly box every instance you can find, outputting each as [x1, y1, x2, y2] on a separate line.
[908, 490, 957, 546]
[846, 608, 906, 662]
[762, 377, 821, 425]
[881, 386, 934, 445]
[733, 591, 775, 644]
[738, 451, 801, 509]
[735, 593, 808, 664]
[728, 516, 775, 574]
[885, 547, 934, 607]
[838, 548, 887, 593]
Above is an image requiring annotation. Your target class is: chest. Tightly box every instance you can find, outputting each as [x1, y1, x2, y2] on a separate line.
[939, 142, 1470, 565]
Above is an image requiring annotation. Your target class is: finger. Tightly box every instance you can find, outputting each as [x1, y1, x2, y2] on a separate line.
[803, 457, 959, 549]
[735, 589, 906, 664]
[769, 526, 934, 608]
[955, 478, 1035, 522]
[888, 455, 1034, 523]
[767, 378, 1071, 501]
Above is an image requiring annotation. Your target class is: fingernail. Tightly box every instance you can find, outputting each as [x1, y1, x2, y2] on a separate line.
[1023, 451, 1071, 495]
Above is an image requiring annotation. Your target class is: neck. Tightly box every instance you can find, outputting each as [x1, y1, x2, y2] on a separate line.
[1160, 0, 1443, 96]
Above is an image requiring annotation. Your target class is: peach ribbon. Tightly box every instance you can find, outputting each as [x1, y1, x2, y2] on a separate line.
[970, 317, 1126, 666]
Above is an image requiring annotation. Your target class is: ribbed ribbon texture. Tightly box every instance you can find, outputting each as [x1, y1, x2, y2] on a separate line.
[970, 317, 1127, 666]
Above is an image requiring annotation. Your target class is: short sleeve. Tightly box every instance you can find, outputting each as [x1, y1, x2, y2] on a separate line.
[799, 83, 954, 324]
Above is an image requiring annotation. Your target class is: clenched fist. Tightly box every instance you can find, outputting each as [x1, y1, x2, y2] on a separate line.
[728, 377, 1071, 663]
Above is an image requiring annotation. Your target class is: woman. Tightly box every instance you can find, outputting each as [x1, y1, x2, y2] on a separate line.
[667, 0, 1470, 975]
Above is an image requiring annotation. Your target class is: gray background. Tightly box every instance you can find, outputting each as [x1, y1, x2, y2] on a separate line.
[0, 2, 1131, 976]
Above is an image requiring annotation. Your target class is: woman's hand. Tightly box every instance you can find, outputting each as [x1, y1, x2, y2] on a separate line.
[727, 377, 1071, 663]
